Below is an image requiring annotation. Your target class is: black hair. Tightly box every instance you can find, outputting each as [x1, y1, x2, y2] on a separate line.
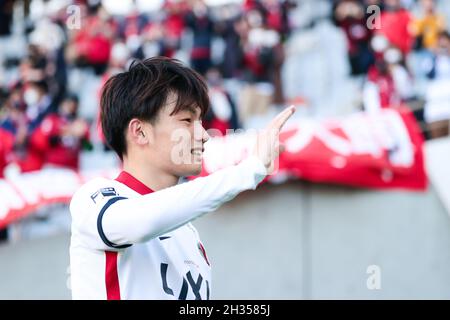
[64, 93, 79, 105]
[29, 80, 49, 93]
[100, 56, 210, 160]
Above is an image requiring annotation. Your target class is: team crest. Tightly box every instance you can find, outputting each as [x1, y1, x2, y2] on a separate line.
[90, 187, 118, 203]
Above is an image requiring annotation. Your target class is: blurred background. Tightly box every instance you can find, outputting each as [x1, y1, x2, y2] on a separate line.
[0, 0, 450, 299]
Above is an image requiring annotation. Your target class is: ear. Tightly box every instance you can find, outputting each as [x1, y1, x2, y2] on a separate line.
[128, 118, 151, 146]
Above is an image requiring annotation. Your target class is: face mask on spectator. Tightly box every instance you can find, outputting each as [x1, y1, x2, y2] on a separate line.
[247, 11, 263, 28]
[371, 35, 389, 53]
[111, 42, 130, 66]
[384, 48, 402, 64]
[249, 28, 280, 47]
[126, 35, 141, 53]
[206, 72, 222, 87]
[437, 37, 450, 55]
[193, 4, 207, 17]
[23, 89, 40, 106]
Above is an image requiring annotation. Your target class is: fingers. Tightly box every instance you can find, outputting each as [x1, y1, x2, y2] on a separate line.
[269, 105, 296, 132]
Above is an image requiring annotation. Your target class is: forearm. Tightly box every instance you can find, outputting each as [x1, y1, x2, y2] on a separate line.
[102, 156, 267, 245]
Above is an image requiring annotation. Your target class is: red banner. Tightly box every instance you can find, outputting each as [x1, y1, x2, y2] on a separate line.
[0, 168, 119, 229]
[195, 107, 427, 190]
[0, 107, 426, 229]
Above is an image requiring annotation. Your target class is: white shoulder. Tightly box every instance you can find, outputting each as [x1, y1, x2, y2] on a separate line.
[70, 177, 122, 216]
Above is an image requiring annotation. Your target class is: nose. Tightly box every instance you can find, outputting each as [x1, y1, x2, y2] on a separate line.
[201, 125, 210, 144]
[194, 121, 210, 145]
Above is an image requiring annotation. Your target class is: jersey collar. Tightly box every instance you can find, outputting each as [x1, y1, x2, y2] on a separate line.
[115, 171, 155, 195]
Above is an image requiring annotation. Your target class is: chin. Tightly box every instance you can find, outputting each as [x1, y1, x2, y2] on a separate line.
[175, 164, 203, 177]
[187, 164, 203, 176]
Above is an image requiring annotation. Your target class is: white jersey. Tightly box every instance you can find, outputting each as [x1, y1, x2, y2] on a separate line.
[69, 156, 266, 300]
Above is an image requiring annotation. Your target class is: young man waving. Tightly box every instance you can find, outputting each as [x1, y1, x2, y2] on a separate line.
[69, 57, 295, 300]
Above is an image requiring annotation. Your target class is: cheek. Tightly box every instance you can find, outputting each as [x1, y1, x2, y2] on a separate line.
[154, 125, 192, 159]
[151, 128, 170, 150]
[153, 117, 198, 157]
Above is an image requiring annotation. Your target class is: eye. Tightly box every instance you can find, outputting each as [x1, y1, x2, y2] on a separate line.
[181, 118, 192, 123]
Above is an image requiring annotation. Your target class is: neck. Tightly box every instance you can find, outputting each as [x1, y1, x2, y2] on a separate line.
[122, 156, 179, 191]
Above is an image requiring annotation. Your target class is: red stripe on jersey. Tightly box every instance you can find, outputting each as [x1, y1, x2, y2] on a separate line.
[198, 242, 210, 266]
[105, 251, 121, 300]
[115, 171, 154, 195]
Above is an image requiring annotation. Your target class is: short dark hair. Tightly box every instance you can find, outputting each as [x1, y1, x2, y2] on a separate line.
[64, 93, 79, 105]
[100, 57, 210, 160]
[439, 30, 450, 40]
[29, 80, 48, 93]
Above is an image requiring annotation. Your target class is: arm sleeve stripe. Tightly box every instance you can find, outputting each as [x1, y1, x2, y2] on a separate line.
[97, 196, 132, 249]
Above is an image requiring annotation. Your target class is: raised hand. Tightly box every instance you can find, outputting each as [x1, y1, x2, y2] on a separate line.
[253, 105, 296, 173]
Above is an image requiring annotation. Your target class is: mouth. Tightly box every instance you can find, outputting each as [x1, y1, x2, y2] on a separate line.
[191, 148, 204, 157]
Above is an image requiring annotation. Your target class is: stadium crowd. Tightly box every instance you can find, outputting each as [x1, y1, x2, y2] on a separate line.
[0, 0, 449, 240]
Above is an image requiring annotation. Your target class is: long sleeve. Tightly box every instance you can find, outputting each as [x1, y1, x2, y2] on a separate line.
[100, 156, 267, 247]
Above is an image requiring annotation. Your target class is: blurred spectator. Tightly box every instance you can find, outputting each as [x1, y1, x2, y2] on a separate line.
[386, 46, 415, 102]
[364, 58, 398, 112]
[136, 22, 165, 59]
[0, 0, 14, 84]
[1, 0, 448, 186]
[426, 31, 450, 80]
[238, 8, 285, 122]
[376, 0, 414, 56]
[423, 31, 450, 138]
[203, 67, 240, 135]
[185, 0, 215, 75]
[242, 9, 281, 82]
[334, 0, 374, 75]
[120, 6, 149, 56]
[28, 16, 68, 105]
[261, 0, 296, 41]
[0, 0, 13, 37]
[0, 90, 16, 178]
[66, 5, 117, 74]
[0, 125, 14, 179]
[22, 80, 56, 131]
[411, 0, 446, 51]
[1, 84, 46, 173]
[160, 0, 189, 58]
[36, 94, 91, 170]
[216, 14, 246, 79]
[363, 35, 414, 112]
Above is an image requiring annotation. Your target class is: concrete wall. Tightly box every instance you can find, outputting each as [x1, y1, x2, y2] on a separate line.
[1, 181, 449, 299]
[194, 182, 450, 299]
[0, 232, 71, 299]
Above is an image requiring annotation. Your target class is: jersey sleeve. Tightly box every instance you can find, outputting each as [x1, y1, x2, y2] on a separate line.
[70, 178, 130, 251]
[71, 156, 267, 250]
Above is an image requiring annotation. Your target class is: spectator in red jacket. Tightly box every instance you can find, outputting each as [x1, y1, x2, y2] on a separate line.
[161, 0, 189, 58]
[0, 127, 14, 178]
[0, 80, 57, 173]
[67, 5, 116, 74]
[35, 95, 91, 170]
[0, 87, 45, 173]
[376, 0, 414, 56]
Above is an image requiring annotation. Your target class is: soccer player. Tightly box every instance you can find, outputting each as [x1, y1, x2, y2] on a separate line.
[69, 57, 295, 300]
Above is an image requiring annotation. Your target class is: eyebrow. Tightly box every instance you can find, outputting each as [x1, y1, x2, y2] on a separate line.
[183, 106, 201, 119]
